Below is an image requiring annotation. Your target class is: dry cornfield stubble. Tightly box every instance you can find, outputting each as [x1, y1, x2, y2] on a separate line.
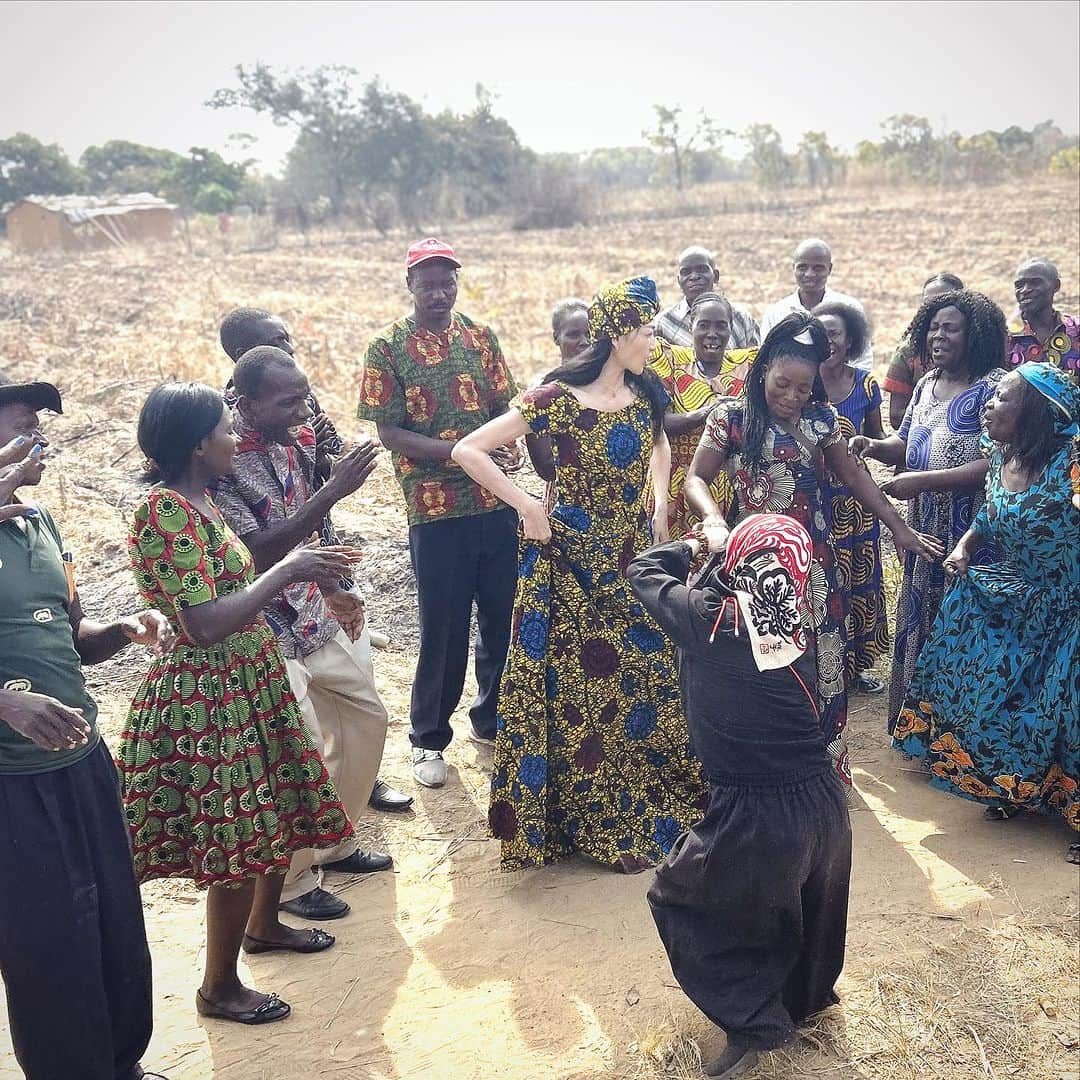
[0, 178, 1077, 1080]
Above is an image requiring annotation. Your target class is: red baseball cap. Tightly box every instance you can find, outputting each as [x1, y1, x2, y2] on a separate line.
[405, 237, 461, 271]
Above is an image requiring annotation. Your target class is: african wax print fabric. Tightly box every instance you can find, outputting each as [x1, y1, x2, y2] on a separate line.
[647, 341, 757, 537]
[120, 488, 352, 886]
[489, 383, 705, 872]
[587, 276, 660, 343]
[700, 399, 851, 788]
[886, 368, 1005, 725]
[893, 439, 1079, 828]
[654, 297, 760, 350]
[823, 373, 889, 676]
[882, 338, 928, 400]
[1006, 312, 1080, 379]
[213, 416, 340, 659]
[358, 312, 518, 527]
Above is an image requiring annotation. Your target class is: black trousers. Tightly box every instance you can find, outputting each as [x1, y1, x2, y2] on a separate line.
[408, 508, 518, 750]
[648, 770, 851, 1051]
[0, 741, 153, 1080]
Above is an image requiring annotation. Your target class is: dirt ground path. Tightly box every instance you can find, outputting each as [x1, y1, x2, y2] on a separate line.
[1, 179, 1077, 1078]
[3, 641, 1075, 1080]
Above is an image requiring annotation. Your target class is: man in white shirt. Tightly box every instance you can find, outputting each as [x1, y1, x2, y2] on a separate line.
[760, 239, 875, 371]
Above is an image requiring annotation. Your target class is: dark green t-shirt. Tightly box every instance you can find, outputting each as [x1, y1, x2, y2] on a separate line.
[0, 506, 100, 774]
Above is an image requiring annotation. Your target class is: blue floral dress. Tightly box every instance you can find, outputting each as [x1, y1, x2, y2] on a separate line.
[892, 439, 1079, 828]
[887, 368, 1005, 725]
[489, 383, 705, 872]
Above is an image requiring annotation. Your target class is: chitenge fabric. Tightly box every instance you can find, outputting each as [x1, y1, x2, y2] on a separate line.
[213, 415, 340, 659]
[893, 437, 1079, 828]
[887, 367, 1005, 725]
[1006, 312, 1080, 379]
[700, 398, 852, 790]
[120, 488, 352, 886]
[489, 382, 705, 872]
[821, 373, 890, 677]
[647, 339, 757, 537]
[587, 276, 660, 343]
[358, 312, 518, 527]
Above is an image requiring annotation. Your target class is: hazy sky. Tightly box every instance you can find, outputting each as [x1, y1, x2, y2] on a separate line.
[4, 0, 1078, 173]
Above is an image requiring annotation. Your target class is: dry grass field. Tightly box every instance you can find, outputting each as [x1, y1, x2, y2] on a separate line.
[0, 178, 1077, 1080]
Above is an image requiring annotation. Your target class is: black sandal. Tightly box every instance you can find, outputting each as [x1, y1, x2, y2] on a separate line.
[984, 804, 1020, 821]
[195, 989, 291, 1025]
[1067, 844, 1080, 865]
[242, 928, 335, 955]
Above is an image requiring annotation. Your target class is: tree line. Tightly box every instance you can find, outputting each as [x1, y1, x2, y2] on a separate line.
[2, 64, 1077, 233]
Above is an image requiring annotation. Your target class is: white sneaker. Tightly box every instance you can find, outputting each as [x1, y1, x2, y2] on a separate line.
[411, 748, 447, 788]
[467, 722, 496, 748]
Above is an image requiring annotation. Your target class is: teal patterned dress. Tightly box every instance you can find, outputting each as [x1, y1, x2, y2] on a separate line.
[892, 439, 1080, 828]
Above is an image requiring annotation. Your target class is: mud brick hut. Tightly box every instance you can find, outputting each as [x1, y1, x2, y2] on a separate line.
[3, 193, 177, 253]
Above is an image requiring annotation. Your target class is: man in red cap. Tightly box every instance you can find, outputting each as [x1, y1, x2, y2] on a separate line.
[358, 239, 520, 789]
[0, 376, 171, 1079]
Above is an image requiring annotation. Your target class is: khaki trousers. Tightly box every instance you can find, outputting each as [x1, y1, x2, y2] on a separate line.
[281, 627, 389, 902]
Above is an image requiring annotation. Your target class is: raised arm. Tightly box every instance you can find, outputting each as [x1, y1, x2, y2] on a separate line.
[232, 440, 380, 572]
[626, 539, 706, 652]
[178, 542, 360, 647]
[824, 441, 944, 561]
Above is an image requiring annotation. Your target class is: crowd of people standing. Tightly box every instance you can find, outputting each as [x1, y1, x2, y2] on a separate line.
[0, 232, 1076, 1080]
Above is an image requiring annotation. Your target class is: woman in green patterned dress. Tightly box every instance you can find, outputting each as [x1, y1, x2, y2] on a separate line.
[453, 277, 706, 872]
[122, 382, 363, 1025]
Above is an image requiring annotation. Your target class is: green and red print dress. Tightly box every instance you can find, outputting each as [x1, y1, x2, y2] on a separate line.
[490, 384, 705, 872]
[119, 488, 352, 887]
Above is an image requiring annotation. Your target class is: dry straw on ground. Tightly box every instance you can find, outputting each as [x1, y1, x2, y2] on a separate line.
[622, 912, 1079, 1080]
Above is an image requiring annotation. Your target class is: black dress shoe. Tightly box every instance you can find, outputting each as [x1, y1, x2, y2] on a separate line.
[320, 849, 393, 874]
[369, 778, 414, 812]
[279, 886, 351, 920]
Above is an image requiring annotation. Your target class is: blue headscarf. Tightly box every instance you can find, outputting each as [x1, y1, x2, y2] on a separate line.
[1016, 361, 1080, 436]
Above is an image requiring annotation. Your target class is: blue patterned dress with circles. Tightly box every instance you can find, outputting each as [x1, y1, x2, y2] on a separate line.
[488, 382, 706, 872]
[887, 367, 1005, 725]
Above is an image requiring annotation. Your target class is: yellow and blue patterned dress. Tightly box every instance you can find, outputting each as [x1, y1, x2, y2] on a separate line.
[893, 439, 1079, 827]
[489, 383, 706, 872]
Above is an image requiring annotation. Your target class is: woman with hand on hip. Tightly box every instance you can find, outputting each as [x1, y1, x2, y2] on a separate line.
[452, 277, 705, 873]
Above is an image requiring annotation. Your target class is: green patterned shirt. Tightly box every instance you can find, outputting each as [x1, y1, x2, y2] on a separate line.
[357, 312, 518, 526]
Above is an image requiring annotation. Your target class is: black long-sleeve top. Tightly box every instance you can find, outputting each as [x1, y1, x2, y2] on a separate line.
[627, 541, 832, 784]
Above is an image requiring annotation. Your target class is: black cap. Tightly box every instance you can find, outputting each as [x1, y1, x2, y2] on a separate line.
[0, 378, 63, 414]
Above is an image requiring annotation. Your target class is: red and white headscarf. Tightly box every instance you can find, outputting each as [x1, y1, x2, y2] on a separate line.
[721, 513, 813, 671]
